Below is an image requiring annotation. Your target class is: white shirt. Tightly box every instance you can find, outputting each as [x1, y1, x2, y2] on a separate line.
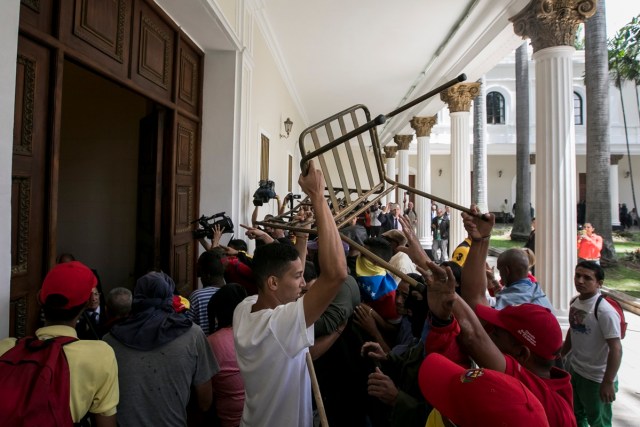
[233, 295, 314, 427]
[568, 293, 621, 382]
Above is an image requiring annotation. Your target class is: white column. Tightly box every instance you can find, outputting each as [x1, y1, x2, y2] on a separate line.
[394, 135, 412, 207]
[530, 155, 537, 218]
[534, 46, 577, 319]
[449, 111, 471, 254]
[383, 146, 398, 205]
[387, 158, 397, 204]
[510, 0, 596, 322]
[441, 83, 480, 257]
[411, 116, 437, 249]
[610, 155, 623, 227]
[398, 151, 409, 202]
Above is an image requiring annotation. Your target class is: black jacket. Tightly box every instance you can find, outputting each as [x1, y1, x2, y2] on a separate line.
[431, 216, 449, 240]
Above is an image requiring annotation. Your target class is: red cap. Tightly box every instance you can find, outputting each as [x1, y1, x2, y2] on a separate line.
[419, 353, 549, 427]
[39, 261, 97, 309]
[476, 303, 562, 360]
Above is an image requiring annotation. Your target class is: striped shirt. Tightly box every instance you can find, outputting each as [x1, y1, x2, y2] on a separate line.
[187, 286, 221, 335]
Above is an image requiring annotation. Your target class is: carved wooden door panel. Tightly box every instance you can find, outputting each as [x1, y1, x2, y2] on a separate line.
[135, 108, 165, 279]
[169, 115, 199, 296]
[11, 36, 51, 337]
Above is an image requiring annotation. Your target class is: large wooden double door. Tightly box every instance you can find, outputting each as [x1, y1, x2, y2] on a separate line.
[11, 0, 204, 337]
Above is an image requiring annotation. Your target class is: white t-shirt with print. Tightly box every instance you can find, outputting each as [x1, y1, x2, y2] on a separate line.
[568, 292, 621, 382]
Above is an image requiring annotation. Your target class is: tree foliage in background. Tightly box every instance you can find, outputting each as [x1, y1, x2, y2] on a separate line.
[575, 23, 586, 50]
[585, 0, 615, 262]
[511, 42, 532, 242]
[608, 15, 640, 220]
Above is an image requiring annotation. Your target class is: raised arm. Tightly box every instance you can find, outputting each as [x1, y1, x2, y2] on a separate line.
[302, 161, 347, 327]
[251, 205, 260, 228]
[451, 294, 506, 373]
[293, 210, 311, 268]
[279, 193, 290, 216]
[460, 206, 495, 309]
[397, 215, 431, 268]
[240, 224, 275, 245]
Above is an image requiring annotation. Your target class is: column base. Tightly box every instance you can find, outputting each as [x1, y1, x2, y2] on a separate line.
[419, 237, 433, 250]
[556, 313, 569, 336]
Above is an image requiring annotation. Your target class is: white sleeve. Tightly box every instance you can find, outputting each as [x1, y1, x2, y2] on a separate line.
[597, 300, 621, 340]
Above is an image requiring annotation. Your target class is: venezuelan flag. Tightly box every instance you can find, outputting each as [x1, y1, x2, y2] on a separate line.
[355, 256, 399, 321]
[355, 256, 397, 301]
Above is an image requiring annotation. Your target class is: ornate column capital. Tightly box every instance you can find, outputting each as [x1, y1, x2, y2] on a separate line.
[393, 135, 413, 150]
[610, 154, 624, 165]
[410, 116, 437, 137]
[383, 145, 398, 159]
[510, 0, 596, 53]
[440, 82, 481, 113]
[530, 153, 536, 165]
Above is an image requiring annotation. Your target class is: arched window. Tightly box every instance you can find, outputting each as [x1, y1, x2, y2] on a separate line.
[486, 91, 505, 124]
[574, 92, 583, 125]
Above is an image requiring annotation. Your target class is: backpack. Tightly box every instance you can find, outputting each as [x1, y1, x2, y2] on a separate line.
[571, 294, 627, 340]
[0, 335, 77, 426]
[595, 295, 628, 340]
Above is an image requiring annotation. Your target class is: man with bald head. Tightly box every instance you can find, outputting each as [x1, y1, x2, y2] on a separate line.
[493, 248, 552, 310]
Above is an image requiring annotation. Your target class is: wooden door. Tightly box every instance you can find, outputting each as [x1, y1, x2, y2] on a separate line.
[12, 0, 204, 336]
[11, 36, 51, 337]
[168, 115, 199, 296]
[135, 108, 165, 279]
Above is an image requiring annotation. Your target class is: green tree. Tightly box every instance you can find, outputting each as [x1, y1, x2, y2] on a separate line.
[511, 42, 532, 242]
[585, 0, 615, 262]
[608, 15, 640, 221]
[575, 23, 586, 50]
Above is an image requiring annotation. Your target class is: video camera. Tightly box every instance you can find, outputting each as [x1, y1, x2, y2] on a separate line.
[253, 180, 277, 206]
[192, 212, 234, 239]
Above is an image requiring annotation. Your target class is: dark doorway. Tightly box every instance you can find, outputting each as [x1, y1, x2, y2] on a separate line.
[58, 61, 150, 291]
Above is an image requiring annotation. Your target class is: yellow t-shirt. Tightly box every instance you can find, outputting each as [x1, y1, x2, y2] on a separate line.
[0, 325, 119, 422]
[426, 409, 447, 427]
[451, 238, 472, 266]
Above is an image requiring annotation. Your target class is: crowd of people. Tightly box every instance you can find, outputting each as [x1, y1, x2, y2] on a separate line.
[0, 162, 624, 427]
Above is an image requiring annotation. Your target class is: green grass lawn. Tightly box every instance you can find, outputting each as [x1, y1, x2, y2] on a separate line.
[488, 226, 640, 298]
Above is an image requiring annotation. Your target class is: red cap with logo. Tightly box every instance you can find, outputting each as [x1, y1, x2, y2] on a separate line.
[419, 352, 550, 427]
[39, 261, 97, 309]
[476, 303, 562, 360]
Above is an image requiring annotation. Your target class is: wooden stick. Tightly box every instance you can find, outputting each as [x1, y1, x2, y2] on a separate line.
[306, 352, 329, 427]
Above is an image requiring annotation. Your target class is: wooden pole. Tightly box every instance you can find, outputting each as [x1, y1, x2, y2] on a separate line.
[306, 352, 329, 427]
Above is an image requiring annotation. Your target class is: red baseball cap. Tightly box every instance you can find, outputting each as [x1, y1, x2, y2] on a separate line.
[476, 303, 562, 360]
[419, 353, 550, 427]
[39, 261, 97, 309]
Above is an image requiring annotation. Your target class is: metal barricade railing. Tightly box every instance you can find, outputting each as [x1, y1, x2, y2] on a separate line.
[255, 74, 471, 287]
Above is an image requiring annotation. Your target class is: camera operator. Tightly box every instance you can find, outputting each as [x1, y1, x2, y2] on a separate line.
[195, 224, 258, 296]
[197, 223, 224, 252]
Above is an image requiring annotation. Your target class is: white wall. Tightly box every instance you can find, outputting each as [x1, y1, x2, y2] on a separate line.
[247, 22, 305, 219]
[0, 2, 20, 338]
[201, 50, 239, 244]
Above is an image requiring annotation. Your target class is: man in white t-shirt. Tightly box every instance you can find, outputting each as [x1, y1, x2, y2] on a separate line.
[233, 160, 347, 427]
[561, 261, 622, 427]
